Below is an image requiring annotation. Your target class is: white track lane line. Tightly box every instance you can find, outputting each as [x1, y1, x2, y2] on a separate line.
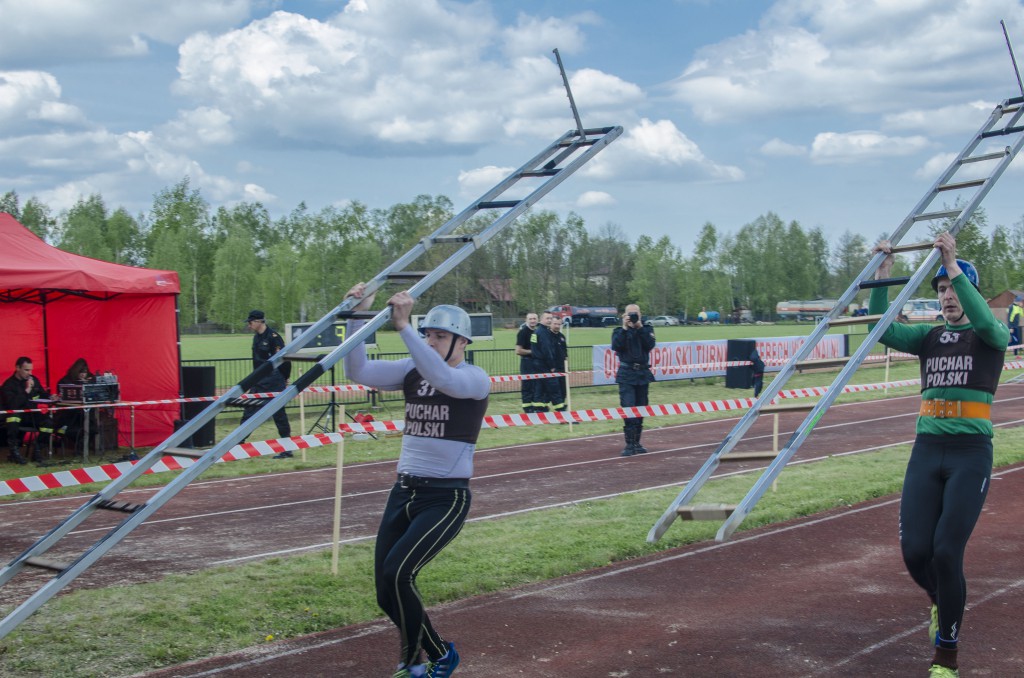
[170, 466, 1024, 676]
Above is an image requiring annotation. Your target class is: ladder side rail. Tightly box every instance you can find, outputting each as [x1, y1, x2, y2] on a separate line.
[878, 100, 1014, 250]
[716, 119, 1024, 544]
[715, 253, 943, 542]
[404, 129, 624, 298]
[0, 372, 272, 582]
[0, 127, 625, 636]
[648, 299, 858, 542]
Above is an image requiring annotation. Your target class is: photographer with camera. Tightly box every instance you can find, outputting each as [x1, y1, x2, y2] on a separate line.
[612, 303, 656, 456]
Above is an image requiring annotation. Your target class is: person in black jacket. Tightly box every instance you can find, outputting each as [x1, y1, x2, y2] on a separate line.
[514, 312, 544, 413]
[2, 356, 58, 464]
[750, 347, 766, 398]
[241, 310, 292, 455]
[612, 304, 656, 456]
[535, 315, 568, 413]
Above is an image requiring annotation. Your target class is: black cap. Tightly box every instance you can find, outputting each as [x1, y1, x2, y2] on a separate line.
[246, 310, 265, 322]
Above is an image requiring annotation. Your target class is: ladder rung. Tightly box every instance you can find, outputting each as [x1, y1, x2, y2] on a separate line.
[1002, 103, 1022, 113]
[431, 235, 475, 243]
[385, 271, 429, 280]
[889, 240, 936, 252]
[336, 310, 378, 319]
[282, 351, 327, 362]
[796, 357, 851, 370]
[165, 447, 206, 459]
[859, 277, 910, 289]
[828, 314, 884, 326]
[759, 402, 816, 414]
[980, 124, 1024, 138]
[720, 451, 779, 461]
[476, 200, 520, 209]
[961, 150, 1008, 164]
[937, 178, 985, 191]
[912, 210, 961, 223]
[677, 504, 736, 521]
[24, 557, 70, 572]
[96, 500, 144, 514]
[557, 138, 597, 148]
[521, 169, 560, 177]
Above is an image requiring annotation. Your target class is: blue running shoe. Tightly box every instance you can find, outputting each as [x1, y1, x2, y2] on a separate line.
[425, 642, 460, 678]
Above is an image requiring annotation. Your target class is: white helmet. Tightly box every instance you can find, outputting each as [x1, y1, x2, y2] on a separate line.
[419, 304, 473, 343]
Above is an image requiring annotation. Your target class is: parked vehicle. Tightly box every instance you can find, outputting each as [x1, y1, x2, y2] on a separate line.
[547, 304, 619, 327]
[696, 310, 720, 323]
[902, 298, 943, 322]
[649, 315, 678, 326]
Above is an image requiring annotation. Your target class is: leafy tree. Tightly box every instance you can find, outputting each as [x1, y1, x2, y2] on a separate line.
[1, 190, 19, 219]
[60, 195, 113, 261]
[106, 208, 145, 265]
[627, 235, 680, 314]
[209, 226, 261, 329]
[20, 197, 56, 241]
[147, 178, 213, 325]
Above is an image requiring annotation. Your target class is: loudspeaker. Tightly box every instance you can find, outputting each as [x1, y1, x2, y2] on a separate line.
[725, 339, 755, 389]
[180, 366, 216, 447]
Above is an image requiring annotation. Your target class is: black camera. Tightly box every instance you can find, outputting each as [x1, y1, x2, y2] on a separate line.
[628, 312, 640, 323]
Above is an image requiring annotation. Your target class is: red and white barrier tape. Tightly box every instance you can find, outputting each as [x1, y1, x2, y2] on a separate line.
[0, 376, 923, 497]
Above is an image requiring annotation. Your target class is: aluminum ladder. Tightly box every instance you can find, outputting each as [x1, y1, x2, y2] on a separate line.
[649, 94, 1024, 544]
[0, 128, 622, 640]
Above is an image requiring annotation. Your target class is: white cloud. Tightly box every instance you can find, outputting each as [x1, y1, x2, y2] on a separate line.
[584, 118, 744, 182]
[159, 107, 236, 150]
[502, 13, 594, 58]
[576, 190, 615, 208]
[670, 0, 1024, 122]
[0, 126, 267, 207]
[458, 166, 516, 198]
[915, 151, 958, 180]
[810, 131, 932, 163]
[760, 138, 807, 157]
[0, 71, 86, 132]
[172, 5, 642, 153]
[0, 0, 253, 64]
[883, 100, 996, 135]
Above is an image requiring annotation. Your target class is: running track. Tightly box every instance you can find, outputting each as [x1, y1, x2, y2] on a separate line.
[1, 384, 1022, 675]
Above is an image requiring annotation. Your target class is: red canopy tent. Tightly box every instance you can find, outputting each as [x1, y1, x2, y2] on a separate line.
[0, 213, 181, 447]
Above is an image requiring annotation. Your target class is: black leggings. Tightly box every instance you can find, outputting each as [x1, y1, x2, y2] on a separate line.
[375, 484, 471, 667]
[899, 434, 992, 646]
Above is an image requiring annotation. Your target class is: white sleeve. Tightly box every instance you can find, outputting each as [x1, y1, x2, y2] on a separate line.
[342, 321, 411, 390]
[399, 325, 490, 400]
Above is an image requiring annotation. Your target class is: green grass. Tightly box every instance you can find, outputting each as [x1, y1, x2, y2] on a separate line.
[2, 427, 1022, 677]
[0, 359, 930, 494]
[180, 321, 874, 360]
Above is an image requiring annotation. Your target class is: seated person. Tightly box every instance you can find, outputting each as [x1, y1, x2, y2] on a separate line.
[1, 356, 59, 464]
[54, 358, 98, 454]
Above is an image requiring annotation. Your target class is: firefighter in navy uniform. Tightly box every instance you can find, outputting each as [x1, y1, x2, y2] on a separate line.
[515, 312, 544, 413]
[531, 312, 556, 412]
[612, 304, 656, 456]
[2, 356, 58, 464]
[241, 310, 292, 455]
[343, 283, 489, 678]
[535, 315, 568, 413]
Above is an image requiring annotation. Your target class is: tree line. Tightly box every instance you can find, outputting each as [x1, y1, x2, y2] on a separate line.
[3, 178, 1023, 329]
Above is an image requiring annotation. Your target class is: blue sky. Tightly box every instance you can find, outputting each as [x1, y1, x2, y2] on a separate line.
[3, 0, 1024, 253]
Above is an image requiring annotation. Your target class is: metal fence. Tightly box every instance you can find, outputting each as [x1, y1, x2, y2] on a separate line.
[181, 345, 600, 408]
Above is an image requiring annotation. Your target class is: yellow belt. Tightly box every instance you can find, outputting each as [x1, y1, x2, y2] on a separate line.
[919, 399, 991, 420]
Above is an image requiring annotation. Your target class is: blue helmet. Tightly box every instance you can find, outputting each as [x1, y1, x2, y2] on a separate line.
[931, 259, 979, 291]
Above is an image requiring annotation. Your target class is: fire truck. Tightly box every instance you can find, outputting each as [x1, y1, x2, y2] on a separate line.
[546, 304, 619, 327]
